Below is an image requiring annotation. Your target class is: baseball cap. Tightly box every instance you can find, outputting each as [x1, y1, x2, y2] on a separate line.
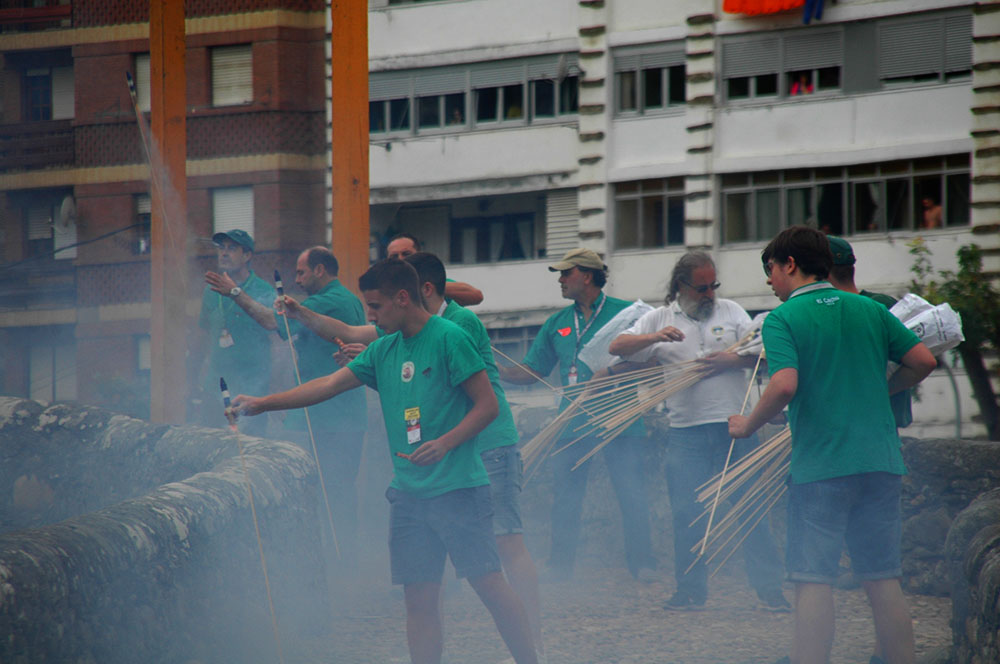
[212, 229, 254, 252]
[548, 248, 607, 272]
[827, 236, 855, 266]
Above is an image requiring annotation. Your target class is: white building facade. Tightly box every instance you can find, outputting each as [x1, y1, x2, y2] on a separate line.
[360, 0, 998, 437]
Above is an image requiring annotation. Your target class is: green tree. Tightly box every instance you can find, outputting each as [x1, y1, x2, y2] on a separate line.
[908, 238, 1000, 440]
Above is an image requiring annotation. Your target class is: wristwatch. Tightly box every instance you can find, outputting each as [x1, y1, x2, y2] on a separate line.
[229, 286, 242, 298]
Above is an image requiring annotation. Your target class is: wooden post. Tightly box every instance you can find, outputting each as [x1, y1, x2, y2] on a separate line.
[148, 0, 188, 424]
[329, 0, 369, 294]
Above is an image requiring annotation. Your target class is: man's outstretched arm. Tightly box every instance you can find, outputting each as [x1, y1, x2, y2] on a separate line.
[445, 281, 484, 307]
[231, 365, 363, 416]
[278, 295, 378, 344]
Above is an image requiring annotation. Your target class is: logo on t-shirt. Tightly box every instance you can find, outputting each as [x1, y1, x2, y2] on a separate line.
[401, 361, 415, 382]
[712, 326, 724, 337]
[557, 327, 572, 337]
[816, 295, 841, 306]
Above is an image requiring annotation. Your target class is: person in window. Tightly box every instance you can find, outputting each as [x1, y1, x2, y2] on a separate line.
[790, 72, 813, 96]
[448, 107, 464, 126]
[921, 197, 943, 229]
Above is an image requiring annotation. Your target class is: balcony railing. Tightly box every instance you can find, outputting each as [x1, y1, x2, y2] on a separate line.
[0, 120, 74, 171]
[0, 1, 71, 31]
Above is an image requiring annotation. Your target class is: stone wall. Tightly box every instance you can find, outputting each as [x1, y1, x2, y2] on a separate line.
[0, 397, 328, 664]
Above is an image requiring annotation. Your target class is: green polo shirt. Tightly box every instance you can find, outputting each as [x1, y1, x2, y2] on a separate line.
[860, 289, 913, 429]
[762, 282, 920, 484]
[522, 292, 645, 440]
[347, 315, 490, 498]
[441, 300, 519, 451]
[276, 278, 367, 433]
[199, 270, 275, 398]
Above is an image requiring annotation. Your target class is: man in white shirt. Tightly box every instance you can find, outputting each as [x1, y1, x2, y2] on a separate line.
[609, 251, 787, 611]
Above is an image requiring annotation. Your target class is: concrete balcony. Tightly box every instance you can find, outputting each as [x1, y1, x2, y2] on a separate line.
[0, 1, 71, 33]
[0, 120, 74, 171]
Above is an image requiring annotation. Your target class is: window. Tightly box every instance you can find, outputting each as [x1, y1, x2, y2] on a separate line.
[368, 54, 579, 137]
[878, 12, 972, 86]
[30, 340, 76, 403]
[23, 65, 73, 121]
[720, 155, 970, 243]
[450, 214, 535, 264]
[614, 45, 686, 115]
[614, 178, 685, 249]
[212, 187, 254, 235]
[211, 45, 252, 107]
[134, 53, 150, 112]
[135, 194, 151, 254]
[722, 28, 842, 101]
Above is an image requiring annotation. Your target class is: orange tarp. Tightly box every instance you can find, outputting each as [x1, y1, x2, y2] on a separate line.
[722, 0, 805, 15]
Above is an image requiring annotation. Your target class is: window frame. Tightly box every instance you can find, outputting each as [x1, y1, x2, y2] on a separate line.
[210, 44, 253, 108]
[613, 44, 687, 117]
[613, 178, 686, 250]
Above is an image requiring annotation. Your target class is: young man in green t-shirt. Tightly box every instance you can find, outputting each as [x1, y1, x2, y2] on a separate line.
[728, 226, 936, 664]
[231, 260, 538, 664]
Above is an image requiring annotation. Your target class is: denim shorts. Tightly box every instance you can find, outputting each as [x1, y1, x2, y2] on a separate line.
[786, 472, 903, 584]
[481, 445, 524, 537]
[386, 484, 502, 585]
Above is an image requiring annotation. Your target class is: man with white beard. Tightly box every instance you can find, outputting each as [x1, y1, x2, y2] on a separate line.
[609, 251, 788, 612]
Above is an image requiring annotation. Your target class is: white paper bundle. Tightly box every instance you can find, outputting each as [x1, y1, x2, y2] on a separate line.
[736, 311, 770, 357]
[889, 293, 934, 324]
[901, 302, 964, 356]
[578, 299, 654, 372]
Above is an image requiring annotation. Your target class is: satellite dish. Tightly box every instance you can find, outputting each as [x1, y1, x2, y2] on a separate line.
[58, 195, 77, 228]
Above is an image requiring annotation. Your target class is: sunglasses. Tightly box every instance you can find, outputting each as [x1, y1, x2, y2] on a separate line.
[681, 279, 721, 294]
[763, 261, 774, 277]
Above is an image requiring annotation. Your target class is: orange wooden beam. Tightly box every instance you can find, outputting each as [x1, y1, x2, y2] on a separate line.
[148, 0, 188, 424]
[329, 0, 369, 295]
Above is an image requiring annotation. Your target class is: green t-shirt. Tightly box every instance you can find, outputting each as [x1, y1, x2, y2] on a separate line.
[860, 289, 913, 429]
[522, 292, 645, 440]
[762, 282, 921, 484]
[276, 279, 367, 433]
[347, 315, 490, 498]
[441, 300, 519, 451]
[199, 270, 275, 398]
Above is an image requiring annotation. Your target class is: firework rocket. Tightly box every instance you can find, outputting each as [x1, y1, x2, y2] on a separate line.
[220, 377, 238, 430]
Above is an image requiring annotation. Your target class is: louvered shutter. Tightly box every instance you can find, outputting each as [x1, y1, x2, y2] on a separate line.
[784, 29, 841, 70]
[212, 45, 252, 106]
[878, 19, 941, 79]
[27, 205, 51, 240]
[945, 14, 972, 72]
[545, 189, 579, 257]
[134, 53, 151, 112]
[414, 67, 466, 95]
[639, 50, 685, 69]
[722, 36, 780, 77]
[470, 61, 525, 88]
[212, 187, 254, 235]
[369, 72, 412, 100]
[51, 66, 74, 120]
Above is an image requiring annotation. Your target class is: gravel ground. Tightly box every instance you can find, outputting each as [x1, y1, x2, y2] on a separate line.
[284, 554, 952, 664]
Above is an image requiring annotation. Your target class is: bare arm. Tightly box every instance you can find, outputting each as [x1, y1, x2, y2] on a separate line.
[609, 327, 685, 357]
[728, 367, 798, 438]
[206, 271, 277, 331]
[888, 342, 936, 395]
[403, 370, 499, 466]
[696, 350, 759, 374]
[497, 361, 542, 385]
[279, 295, 377, 344]
[230, 365, 363, 416]
[444, 281, 484, 307]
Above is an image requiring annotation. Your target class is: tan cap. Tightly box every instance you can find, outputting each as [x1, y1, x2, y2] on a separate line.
[548, 248, 607, 272]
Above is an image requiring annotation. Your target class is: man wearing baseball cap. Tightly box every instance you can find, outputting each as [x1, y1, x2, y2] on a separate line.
[195, 229, 275, 436]
[498, 248, 654, 582]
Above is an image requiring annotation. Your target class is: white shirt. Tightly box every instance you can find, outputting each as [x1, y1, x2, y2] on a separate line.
[619, 298, 755, 428]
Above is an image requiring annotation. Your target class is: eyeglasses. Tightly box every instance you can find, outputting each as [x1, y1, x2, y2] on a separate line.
[681, 279, 721, 294]
[763, 261, 775, 277]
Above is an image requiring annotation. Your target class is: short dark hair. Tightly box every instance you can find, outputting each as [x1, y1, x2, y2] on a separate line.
[389, 233, 422, 251]
[404, 252, 446, 296]
[829, 263, 855, 284]
[761, 225, 832, 280]
[305, 246, 338, 276]
[667, 251, 715, 303]
[359, 258, 420, 302]
[578, 266, 607, 288]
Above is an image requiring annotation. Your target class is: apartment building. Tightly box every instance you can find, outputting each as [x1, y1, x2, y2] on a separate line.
[0, 1, 328, 414]
[366, 0, 998, 435]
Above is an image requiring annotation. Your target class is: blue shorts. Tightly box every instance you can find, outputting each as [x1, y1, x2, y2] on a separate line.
[786, 472, 903, 585]
[481, 445, 524, 537]
[386, 485, 502, 585]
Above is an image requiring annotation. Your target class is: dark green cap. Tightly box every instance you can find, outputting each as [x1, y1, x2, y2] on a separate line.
[212, 229, 254, 252]
[827, 236, 855, 266]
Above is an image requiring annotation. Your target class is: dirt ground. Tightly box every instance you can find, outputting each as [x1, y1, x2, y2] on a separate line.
[286, 554, 952, 664]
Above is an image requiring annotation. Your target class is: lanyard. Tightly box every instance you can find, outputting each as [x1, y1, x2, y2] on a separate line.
[571, 292, 606, 367]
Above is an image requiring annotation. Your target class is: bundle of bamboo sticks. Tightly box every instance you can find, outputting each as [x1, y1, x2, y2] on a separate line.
[690, 426, 791, 576]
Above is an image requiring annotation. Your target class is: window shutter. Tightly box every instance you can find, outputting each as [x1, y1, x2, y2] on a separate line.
[614, 54, 639, 72]
[212, 187, 254, 235]
[545, 189, 579, 257]
[51, 66, 74, 120]
[470, 60, 525, 88]
[211, 45, 252, 106]
[784, 29, 842, 70]
[134, 53, 151, 112]
[29, 345, 53, 403]
[136, 194, 152, 215]
[639, 50, 685, 69]
[527, 54, 579, 80]
[722, 36, 780, 77]
[878, 19, 942, 79]
[414, 67, 466, 95]
[945, 14, 972, 72]
[27, 205, 51, 240]
[369, 72, 412, 100]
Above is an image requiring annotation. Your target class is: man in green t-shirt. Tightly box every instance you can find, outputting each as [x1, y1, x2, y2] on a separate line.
[208, 246, 368, 568]
[827, 236, 913, 429]
[230, 260, 538, 664]
[497, 248, 654, 583]
[197, 229, 274, 437]
[728, 226, 936, 664]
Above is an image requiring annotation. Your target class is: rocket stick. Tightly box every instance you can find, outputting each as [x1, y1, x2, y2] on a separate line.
[220, 378, 285, 664]
[274, 271, 340, 557]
